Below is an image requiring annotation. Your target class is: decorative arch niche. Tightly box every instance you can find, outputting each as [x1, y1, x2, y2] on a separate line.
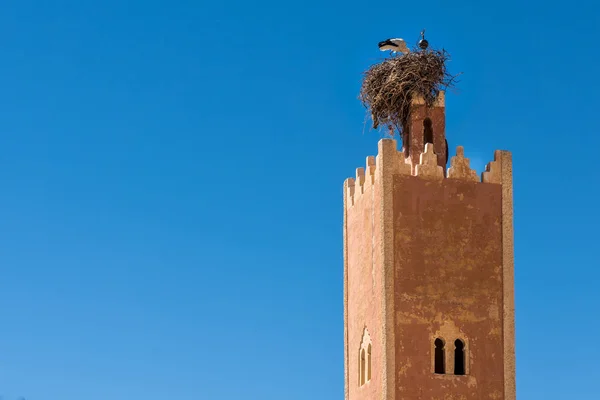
[358, 326, 372, 386]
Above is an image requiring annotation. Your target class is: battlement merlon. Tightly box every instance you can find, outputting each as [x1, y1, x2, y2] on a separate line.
[343, 139, 513, 208]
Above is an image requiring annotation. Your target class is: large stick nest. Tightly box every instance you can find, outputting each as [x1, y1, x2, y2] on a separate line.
[359, 48, 459, 134]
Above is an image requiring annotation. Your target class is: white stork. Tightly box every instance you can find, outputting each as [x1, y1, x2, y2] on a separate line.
[378, 38, 410, 55]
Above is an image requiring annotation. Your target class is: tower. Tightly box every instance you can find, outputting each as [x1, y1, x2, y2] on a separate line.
[343, 92, 515, 399]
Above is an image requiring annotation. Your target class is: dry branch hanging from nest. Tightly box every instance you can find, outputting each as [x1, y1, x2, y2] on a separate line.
[359, 48, 459, 135]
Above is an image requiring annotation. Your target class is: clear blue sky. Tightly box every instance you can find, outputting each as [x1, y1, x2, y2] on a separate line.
[0, 0, 598, 399]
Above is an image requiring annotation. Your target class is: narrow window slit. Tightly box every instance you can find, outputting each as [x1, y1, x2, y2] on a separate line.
[434, 338, 445, 374]
[454, 339, 465, 375]
[423, 118, 434, 146]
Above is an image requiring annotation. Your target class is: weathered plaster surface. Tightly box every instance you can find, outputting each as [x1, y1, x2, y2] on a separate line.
[393, 174, 504, 399]
[482, 150, 516, 399]
[344, 155, 386, 400]
[344, 107, 515, 400]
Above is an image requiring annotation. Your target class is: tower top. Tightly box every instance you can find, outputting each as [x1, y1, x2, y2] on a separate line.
[345, 137, 511, 207]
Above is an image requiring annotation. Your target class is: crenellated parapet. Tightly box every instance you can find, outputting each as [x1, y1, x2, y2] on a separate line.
[344, 139, 512, 207]
[345, 156, 377, 206]
[482, 150, 512, 185]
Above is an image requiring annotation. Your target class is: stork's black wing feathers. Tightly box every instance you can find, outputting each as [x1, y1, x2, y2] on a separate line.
[378, 39, 398, 48]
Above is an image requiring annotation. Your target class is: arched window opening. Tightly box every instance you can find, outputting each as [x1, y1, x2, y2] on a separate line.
[359, 326, 372, 387]
[454, 339, 465, 375]
[423, 118, 434, 146]
[367, 344, 372, 381]
[360, 349, 366, 385]
[434, 338, 445, 374]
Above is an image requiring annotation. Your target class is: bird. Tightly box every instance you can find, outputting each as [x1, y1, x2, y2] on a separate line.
[378, 38, 410, 55]
[418, 30, 429, 50]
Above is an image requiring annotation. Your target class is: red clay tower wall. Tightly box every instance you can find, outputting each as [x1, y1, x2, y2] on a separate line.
[343, 92, 515, 400]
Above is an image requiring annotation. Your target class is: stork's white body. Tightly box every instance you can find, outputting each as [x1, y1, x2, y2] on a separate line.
[378, 38, 410, 54]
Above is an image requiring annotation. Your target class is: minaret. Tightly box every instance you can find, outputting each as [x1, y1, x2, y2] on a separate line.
[343, 92, 516, 399]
